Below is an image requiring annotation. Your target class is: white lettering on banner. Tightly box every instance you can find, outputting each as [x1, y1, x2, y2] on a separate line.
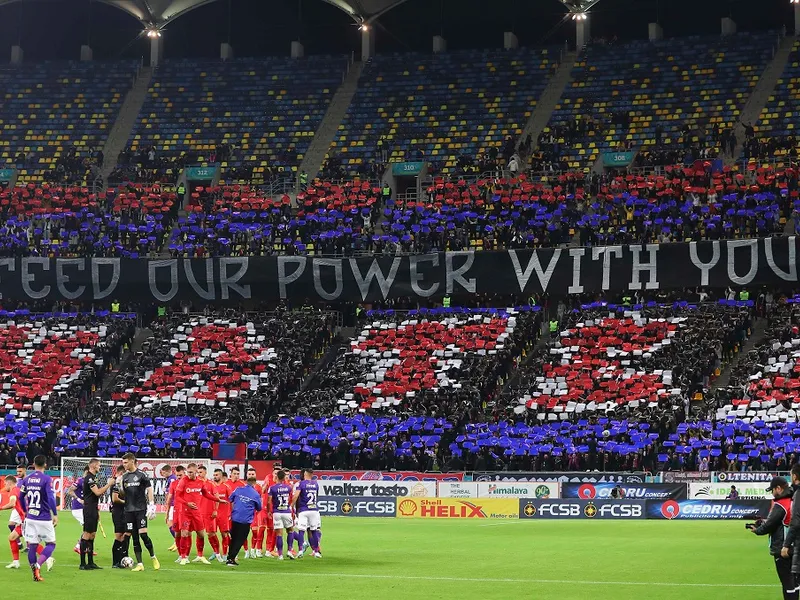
[437, 482, 480, 498]
[56, 258, 86, 299]
[184, 259, 215, 300]
[92, 258, 120, 299]
[312, 258, 344, 300]
[689, 241, 720, 286]
[592, 246, 623, 290]
[689, 483, 771, 500]
[765, 237, 797, 281]
[727, 239, 759, 285]
[445, 252, 476, 294]
[219, 257, 251, 300]
[476, 482, 559, 499]
[349, 257, 402, 301]
[319, 481, 435, 498]
[568, 248, 585, 294]
[277, 256, 306, 299]
[508, 249, 561, 293]
[410, 255, 439, 297]
[629, 245, 659, 290]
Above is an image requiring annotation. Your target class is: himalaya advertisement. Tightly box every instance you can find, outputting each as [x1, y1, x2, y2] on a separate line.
[646, 499, 771, 520]
[562, 482, 688, 501]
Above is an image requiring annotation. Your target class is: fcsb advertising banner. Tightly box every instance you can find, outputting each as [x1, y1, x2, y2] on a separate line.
[646, 499, 771, 520]
[562, 482, 687, 500]
[518, 499, 647, 520]
[396, 498, 519, 519]
[318, 497, 397, 518]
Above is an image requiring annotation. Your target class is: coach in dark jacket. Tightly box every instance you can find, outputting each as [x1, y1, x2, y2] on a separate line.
[782, 466, 800, 597]
[754, 476, 796, 600]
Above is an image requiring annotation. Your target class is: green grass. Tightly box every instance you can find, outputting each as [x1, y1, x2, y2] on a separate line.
[1, 517, 785, 599]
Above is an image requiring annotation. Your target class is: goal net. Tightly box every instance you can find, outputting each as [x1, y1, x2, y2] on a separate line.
[59, 457, 211, 512]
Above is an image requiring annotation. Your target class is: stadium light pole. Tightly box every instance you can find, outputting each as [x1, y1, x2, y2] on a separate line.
[558, 0, 603, 51]
[792, 0, 800, 36]
[146, 27, 163, 67]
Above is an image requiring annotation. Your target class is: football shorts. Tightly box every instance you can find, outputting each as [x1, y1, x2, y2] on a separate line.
[126, 510, 148, 532]
[178, 510, 205, 533]
[272, 513, 293, 530]
[297, 510, 321, 531]
[24, 520, 56, 544]
[83, 508, 99, 534]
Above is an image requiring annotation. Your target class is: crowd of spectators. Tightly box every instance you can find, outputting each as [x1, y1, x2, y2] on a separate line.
[0, 183, 177, 258]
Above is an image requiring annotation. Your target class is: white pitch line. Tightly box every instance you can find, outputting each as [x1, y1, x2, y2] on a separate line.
[478, 521, 519, 527]
[154, 568, 773, 588]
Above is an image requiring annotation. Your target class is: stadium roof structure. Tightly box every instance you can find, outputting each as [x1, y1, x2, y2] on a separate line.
[0, 0, 412, 27]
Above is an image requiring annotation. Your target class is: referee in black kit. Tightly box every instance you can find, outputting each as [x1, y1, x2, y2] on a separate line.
[109, 465, 130, 568]
[80, 458, 115, 570]
[120, 453, 160, 572]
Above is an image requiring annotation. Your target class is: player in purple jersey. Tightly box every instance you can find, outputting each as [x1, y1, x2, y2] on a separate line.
[292, 468, 322, 558]
[19, 455, 58, 582]
[265, 470, 294, 560]
[160, 465, 178, 551]
[68, 470, 87, 554]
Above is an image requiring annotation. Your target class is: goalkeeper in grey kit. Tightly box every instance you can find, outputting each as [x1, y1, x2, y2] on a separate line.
[119, 453, 160, 572]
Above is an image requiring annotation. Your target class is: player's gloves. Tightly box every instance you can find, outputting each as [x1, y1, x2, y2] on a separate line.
[146, 504, 156, 520]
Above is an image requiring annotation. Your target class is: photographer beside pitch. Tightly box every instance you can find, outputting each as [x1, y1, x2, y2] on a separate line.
[750, 473, 797, 600]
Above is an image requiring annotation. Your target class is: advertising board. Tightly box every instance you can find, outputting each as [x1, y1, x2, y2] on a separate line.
[477, 481, 559, 499]
[396, 498, 519, 519]
[318, 497, 397, 517]
[318, 481, 436, 498]
[562, 482, 687, 500]
[688, 483, 771, 500]
[646, 499, 771, 520]
[518, 499, 646, 520]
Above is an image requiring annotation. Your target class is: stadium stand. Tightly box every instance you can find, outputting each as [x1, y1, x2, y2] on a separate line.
[0, 183, 177, 257]
[542, 32, 778, 171]
[95, 311, 338, 421]
[292, 307, 542, 418]
[683, 297, 800, 472]
[122, 56, 348, 185]
[0, 312, 135, 424]
[751, 39, 800, 162]
[0, 61, 138, 185]
[169, 179, 380, 257]
[331, 48, 559, 176]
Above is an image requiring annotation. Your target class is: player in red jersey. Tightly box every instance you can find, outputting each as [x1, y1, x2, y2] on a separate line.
[263, 464, 284, 557]
[211, 469, 232, 562]
[246, 467, 265, 558]
[174, 463, 223, 565]
[196, 465, 221, 562]
[2, 475, 24, 569]
[164, 465, 184, 554]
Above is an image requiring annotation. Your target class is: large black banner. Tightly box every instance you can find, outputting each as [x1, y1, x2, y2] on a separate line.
[1, 237, 795, 302]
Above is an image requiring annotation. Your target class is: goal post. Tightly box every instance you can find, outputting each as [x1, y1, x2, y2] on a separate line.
[59, 456, 211, 512]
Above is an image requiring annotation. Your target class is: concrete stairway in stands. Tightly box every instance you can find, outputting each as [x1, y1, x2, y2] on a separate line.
[708, 318, 768, 392]
[729, 35, 796, 165]
[298, 61, 364, 182]
[518, 51, 578, 154]
[101, 66, 154, 182]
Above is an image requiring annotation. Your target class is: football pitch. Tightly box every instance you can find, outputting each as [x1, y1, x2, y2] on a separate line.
[1, 518, 784, 599]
